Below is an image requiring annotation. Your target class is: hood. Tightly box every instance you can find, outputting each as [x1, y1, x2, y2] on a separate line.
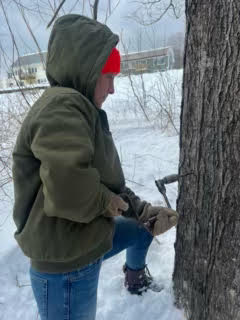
[46, 14, 119, 104]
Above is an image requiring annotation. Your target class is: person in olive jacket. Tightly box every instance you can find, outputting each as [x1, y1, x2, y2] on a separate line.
[12, 14, 179, 320]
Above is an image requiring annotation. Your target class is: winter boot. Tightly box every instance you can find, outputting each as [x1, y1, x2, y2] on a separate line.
[123, 264, 153, 295]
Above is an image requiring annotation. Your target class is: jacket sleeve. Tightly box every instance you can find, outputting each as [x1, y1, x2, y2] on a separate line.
[118, 186, 147, 219]
[30, 101, 112, 223]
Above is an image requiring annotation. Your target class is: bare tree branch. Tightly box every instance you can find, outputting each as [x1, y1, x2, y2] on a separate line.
[18, 6, 46, 70]
[15, 275, 31, 288]
[149, 94, 179, 134]
[47, 0, 66, 28]
[93, 0, 100, 20]
[0, 213, 10, 228]
[47, 0, 55, 13]
[129, 0, 183, 26]
[82, 0, 85, 15]
[120, 33, 150, 122]
[11, 0, 52, 21]
[88, 0, 93, 17]
[0, 0, 31, 108]
[131, 2, 172, 26]
[69, 0, 81, 13]
[104, 0, 121, 24]
[125, 178, 145, 187]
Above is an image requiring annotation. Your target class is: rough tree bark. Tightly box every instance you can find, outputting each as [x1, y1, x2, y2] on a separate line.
[173, 1, 240, 320]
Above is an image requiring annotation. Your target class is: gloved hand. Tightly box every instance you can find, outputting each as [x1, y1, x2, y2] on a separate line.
[139, 203, 179, 236]
[105, 193, 129, 217]
[118, 187, 147, 219]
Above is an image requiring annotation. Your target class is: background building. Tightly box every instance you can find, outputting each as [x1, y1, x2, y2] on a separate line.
[3, 52, 48, 89]
[0, 47, 174, 89]
[120, 47, 174, 75]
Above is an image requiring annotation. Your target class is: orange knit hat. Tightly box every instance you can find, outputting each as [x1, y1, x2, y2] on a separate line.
[101, 48, 121, 74]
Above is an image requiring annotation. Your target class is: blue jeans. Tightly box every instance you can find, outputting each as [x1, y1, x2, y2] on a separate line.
[30, 216, 153, 320]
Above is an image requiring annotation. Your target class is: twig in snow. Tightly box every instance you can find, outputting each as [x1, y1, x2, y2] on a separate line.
[15, 275, 31, 288]
[125, 179, 144, 187]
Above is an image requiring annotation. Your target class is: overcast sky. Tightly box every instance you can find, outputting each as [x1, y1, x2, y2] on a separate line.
[0, 0, 185, 72]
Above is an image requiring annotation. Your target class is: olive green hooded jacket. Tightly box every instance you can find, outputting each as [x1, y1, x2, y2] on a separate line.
[12, 14, 126, 273]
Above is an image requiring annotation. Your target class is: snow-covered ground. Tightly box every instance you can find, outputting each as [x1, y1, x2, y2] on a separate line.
[0, 70, 184, 320]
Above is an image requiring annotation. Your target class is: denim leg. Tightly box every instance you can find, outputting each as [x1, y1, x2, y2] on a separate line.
[30, 268, 49, 320]
[30, 258, 102, 320]
[103, 216, 153, 270]
[68, 258, 102, 320]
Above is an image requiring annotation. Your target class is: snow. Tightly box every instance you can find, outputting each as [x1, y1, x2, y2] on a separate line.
[0, 70, 184, 319]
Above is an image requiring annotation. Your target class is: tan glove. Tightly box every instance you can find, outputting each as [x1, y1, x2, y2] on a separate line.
[139, 203, 179, 236]
[105, 193, 129, 217]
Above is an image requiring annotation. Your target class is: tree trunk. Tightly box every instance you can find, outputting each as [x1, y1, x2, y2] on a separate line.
[173, 1, 240, 320]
